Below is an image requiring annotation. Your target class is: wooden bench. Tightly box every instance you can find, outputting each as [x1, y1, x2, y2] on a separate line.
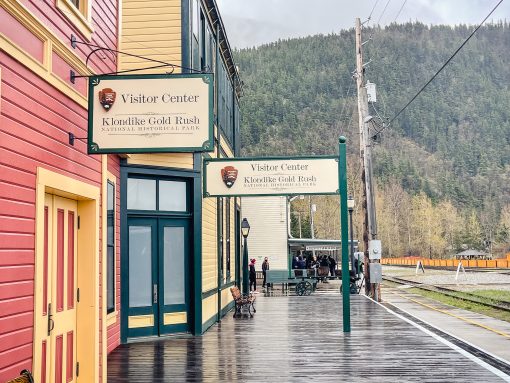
[6, 370, 34, 383]
[230, 286, 256, 317]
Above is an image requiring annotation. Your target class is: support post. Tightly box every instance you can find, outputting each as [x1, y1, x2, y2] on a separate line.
[355, 17, 379, 300]
[349, 209, 355, 278]
[242, 237, 249, 294]
[339, 136, 351, 332]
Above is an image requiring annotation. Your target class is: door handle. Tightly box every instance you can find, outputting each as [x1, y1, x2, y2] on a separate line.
[47, 303, 55, 336]
[153, 284, 158, 304]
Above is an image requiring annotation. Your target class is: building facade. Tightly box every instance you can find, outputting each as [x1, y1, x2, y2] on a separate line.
[242, 196, 289, 269]
[1, 0, 241, 381]
[117, 0, 242, 341]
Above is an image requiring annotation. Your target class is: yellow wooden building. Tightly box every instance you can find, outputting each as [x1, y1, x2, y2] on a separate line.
[117, 0, 242, 341]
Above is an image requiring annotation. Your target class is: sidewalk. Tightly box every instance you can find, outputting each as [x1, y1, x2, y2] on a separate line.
[108, 294, 510, 382]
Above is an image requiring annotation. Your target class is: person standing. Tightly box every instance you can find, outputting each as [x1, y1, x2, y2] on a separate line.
[262, 257, 270, 288]
[249, 259, 257, 293]
[328, 255, 337, 277]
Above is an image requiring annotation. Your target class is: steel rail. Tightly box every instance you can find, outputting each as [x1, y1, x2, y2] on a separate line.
[383, 275, 510, 312]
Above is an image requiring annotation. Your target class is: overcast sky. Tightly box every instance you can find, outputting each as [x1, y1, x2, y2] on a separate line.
[215, 0, 509, 48]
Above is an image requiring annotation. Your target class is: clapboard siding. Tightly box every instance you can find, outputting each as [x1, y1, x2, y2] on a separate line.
[202, 197, 217, 292]
[1, 0, 119, 377]
[119, 0, 181, 73]
[18, 0, 118, 74]
[106, 155, 121, 353]
[126, 153, 194, 169]
[242, 197, 289, 270]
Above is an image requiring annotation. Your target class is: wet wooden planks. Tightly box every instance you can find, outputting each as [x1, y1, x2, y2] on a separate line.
[107, 295, 508, 382]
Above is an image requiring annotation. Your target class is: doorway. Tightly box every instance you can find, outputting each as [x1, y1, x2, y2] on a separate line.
[35, 194, 78, 383]
[126, 218, 190, 338]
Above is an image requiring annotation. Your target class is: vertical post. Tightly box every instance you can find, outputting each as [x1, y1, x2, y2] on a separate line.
[242, 237, 249, 294]
[355, 17, 379, 299]
[349, 209, 354, 277]
[339, 136, 351, 332]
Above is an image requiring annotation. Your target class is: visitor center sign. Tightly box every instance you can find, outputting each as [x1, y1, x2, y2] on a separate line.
[203, 156, 339, 197]
[87, 73, 214, 154]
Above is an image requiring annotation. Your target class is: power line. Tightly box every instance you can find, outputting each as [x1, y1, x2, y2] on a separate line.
[393, 0, 408, 23]
[368, 0, 381, 21]
[376, 0, 392, 25]
[386, 0, 504, 127]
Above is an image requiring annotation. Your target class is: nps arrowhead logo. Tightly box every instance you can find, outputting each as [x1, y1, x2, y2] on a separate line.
[221, 166, 238, 188]
[98, 88, 116, 111]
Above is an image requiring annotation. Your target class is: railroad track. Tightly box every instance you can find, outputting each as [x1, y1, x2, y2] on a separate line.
[382, 275, 510, 312]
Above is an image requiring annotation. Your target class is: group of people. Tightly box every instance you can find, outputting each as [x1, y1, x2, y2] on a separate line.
[292, 254, 337, 277]
[248, 256, 270, 293]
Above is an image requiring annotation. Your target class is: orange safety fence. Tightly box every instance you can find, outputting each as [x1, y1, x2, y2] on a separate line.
[382, 257, 510, 268]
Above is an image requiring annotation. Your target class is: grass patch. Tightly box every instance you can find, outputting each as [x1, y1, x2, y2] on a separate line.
[407, 288, 510, 323]
[470, 289, 510, 304]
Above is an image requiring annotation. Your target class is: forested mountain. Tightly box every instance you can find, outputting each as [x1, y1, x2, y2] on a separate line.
[235, 22, 510, 258]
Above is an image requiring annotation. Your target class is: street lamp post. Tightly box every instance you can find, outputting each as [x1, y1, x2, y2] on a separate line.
[241, 218, 251, 295]
[348, 196, 355, 280]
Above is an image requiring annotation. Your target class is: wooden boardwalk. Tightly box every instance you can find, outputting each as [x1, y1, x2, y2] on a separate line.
[108, 294, 509, 382]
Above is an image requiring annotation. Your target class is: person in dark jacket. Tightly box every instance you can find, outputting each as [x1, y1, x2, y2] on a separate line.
[249, 259, 257, 292]
[262, 257, 270, 288]
[292, 255, 299, 269]
[328, 255, 337, 277]
[297, 256, 307, 269]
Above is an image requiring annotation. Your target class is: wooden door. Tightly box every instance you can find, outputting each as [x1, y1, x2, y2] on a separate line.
[37, 194, 78, 383]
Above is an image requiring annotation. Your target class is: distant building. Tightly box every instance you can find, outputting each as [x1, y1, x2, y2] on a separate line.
[242, 196, 289, 269]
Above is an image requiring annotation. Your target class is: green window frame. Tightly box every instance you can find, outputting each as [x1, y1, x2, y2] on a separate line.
[107, 181, 115, 314]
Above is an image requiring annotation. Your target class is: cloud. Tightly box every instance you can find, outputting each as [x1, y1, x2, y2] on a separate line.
[216, 0, 510, 48]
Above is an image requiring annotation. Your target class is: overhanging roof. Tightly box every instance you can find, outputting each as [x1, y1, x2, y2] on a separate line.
[456, 249, 488, 256]
[288, 238, 359, 248]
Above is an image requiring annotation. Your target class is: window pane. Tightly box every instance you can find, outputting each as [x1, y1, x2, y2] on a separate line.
[107, 217, 114, 245]
[159, 181, 187, 211]
[107, 246, 115, 312]
[192, 0, 199, 38]
[129, 226, 152, 307]
[163, 227, 185, 305]
[127, 178, 156, 210]
[107, 182, 114, 210]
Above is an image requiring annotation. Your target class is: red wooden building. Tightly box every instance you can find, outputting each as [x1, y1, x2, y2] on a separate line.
[0, 0, 121, 381]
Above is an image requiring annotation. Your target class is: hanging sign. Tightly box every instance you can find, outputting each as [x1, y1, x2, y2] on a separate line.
[87, 73, 213, 154]
[204, 156, 339, 197]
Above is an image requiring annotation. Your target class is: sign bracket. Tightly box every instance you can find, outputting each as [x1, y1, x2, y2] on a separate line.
[68, 132, 87, 146]
[69, 35, 208, 81]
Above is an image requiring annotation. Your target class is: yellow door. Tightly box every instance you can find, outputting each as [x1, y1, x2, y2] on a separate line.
[36, 194, 78, 383]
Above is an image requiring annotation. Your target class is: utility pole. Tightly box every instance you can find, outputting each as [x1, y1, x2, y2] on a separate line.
[355, 18, 379, 300]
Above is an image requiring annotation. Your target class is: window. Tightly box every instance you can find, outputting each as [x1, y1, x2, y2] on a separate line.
[192, 0, 199, 39]
[127, 179, 156, 210]
[107, 181, 115, 314]
[127, 177, 188, 212]
[226, 198, 231, 278]
[159, 181, 187, 212]
[191, 0, 200, 71]
[56, 0, 93, 40]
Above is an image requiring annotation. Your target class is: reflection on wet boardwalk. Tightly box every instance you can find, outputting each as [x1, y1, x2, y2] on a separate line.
[108, 294, 508, 382]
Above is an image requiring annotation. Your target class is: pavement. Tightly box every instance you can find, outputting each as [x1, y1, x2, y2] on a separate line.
[108, 292, 510, 382]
